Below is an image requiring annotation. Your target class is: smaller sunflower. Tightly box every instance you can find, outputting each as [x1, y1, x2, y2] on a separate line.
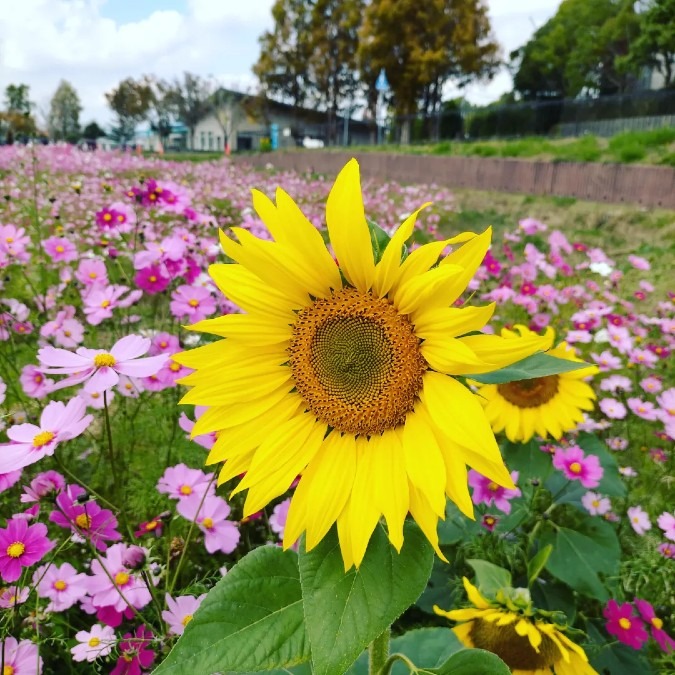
[434, 577, 598, 675]
[475, 326, 598, 442]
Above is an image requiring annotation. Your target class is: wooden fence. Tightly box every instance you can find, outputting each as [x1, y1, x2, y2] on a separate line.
[240, 151, 675, 208]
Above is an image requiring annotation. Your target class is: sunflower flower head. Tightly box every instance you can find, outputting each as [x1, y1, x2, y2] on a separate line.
[476, 325, 599, 443]
[434, 577, 598, 674]
[173, 159, 551, 568]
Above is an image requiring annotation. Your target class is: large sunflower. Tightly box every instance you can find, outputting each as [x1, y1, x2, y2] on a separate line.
[434, 577, 598, 675]
[475, 326, 598, 443]
[173, 160, 550, 568]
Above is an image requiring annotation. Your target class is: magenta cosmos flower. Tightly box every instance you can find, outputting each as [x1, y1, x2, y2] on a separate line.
[162, 593, 207, 636]
[37, 334, 168, 394]
[604, 600, 649, 649]
[50, 484, 121, 551]
[169, 284, 217, 323]
[0, 397, 92, 474]
[86, 543, 152, 612]
[552, 445, 603, 488]
[34, 561, 88, 611]
[634, 599, 675, 653]
[110, 625, 156, 675]
[0, 636, 43, 675]
[0, 519, 54, 583]
[468, 469, 521, 514]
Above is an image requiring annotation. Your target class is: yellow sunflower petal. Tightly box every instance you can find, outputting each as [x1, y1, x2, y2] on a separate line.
[462, 577, 492, 609]
[394, 263, 464, 315]
[414, 303, 496, 340]
[452, 621, 475, 649]
[186, 313, 292, 344]
[336, 497, 355, 571]
[408, 484, 447, 562]
[421, 336, 491, 374]
[515, 618, 542, 651]
[325, 158, 375, 292]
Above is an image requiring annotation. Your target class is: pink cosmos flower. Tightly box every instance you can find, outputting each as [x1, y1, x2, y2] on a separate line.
[0, 519, 54, 583]
[657, 512, 675, 541]
[607, 326, 633, 353]
[581, 491, 611, 516]
[468, 470, 521, 514]
[50, 484, 121, 551]
[591, 351, 622, 371]
[634, 599, 675, 653]
[34, 561, 88, 611]
[178, 406, 217, 450]
[37, 334, 168, 394]
[149, 332, 180, 356]
[177, 494, 240, 554]
[270, 498, 291, 539]
[110, 625, 156, 675]
[599, 398, 627, 420]
[170, 285, 217, 323]
[116, 374, 144, 398]
[519, 217, 547, 234]
[658, 543, 675, 559]
[656, 388, 675, 421]
[156, 463, 215, 501]
[0, 376, 5, 404]
[552, 446, 603, 488]
[134, 515, 166, 539]
[599, 375, 632, 393]
[0, 585, 29, 608]
[162, 593, 207, 636]
[0, 469, 22, 494]
[628, 348, 657, 368]
[481, 514, 499, 532]
[604, 600, 649, 649]
[0, 224, 31, 266]
[627, 506, 651, 535]
[640, 376, 662, 394]
[627, 398, 659, 421]
[0, 397, 93, 474]
[71, 623, 116, 662]
[627, 254, 650, 270]
[75, 258, 108, 287]
[19, 364, 53, 399]
[0, 637, 43, 675]
[606, 437, 628, 451]
[21, 470, 66, 503]
[86, 543, 152, 612]
[43, 236, 77, 262]
[82, 285, 142, 325]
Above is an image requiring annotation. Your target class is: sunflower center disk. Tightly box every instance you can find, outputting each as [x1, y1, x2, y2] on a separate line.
[470, 618, 560, 670]
[289, 288, 427, 435]
[496, 375, 560, 408]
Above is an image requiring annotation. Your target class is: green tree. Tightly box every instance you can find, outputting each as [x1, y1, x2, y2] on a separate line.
[2, 84, 36, 142]
[82, 121, 106, 140]
[253, 0, 314, 108]
[358, 0, 500, 126]
[512, 0, 640, 99]
[4, 84, 32, 114]
[626, 0, 675, 87]
[167, 72, 212, 150]
[105, 77, 153, 144]
[145, 76, 178, 146]
[308, 0, 364, 142]
[48, 80, 82, 142]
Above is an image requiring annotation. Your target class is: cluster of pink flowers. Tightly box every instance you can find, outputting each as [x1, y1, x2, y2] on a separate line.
[604, 598, 674, 653]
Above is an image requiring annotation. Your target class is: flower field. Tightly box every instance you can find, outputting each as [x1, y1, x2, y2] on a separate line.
[0, 144, 673, 674]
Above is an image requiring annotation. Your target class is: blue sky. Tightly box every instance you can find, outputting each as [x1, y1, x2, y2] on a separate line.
[0, 0, 560, 129]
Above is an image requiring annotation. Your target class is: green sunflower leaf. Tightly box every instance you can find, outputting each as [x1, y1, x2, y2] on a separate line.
[430, 648, 511, 674]
[366, 218, 393, 264]
[299, 521, 434, 675]
[466, 559, 512, 597]
[468, 352, 589, 384]
[540, 518, 620, 601]
[153, 546, 309, 674]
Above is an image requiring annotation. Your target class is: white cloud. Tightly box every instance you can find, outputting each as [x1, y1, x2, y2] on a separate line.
[0, 0, 559, 130]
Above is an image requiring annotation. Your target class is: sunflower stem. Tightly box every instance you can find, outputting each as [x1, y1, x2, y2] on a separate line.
[368, 627, 390, 675]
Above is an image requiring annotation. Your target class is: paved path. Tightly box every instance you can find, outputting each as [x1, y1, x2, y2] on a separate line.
[241, 151, 675, 209]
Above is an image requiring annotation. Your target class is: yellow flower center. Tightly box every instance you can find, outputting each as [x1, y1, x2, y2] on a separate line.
[179, 485, 192, 496]
[6, 237, 13, 243]
[619, 618, 631, 630]
[146, 520, 158, 530]
[497, 375, 560, 409]
[103, 213, 112, 221]
[592, 500, 600, 508]
[289, 288, 426, 435]
[33, 430, 55, 447]
[188, 298, 200, 307]
[53, 580, 67, 591]
[487, 482, 500, 492]
[88, 637, 101, 647]
[652, 617, 663, 630]
[94, 353, 116, 367]
[569, 462, 582, 474]
[56, 245, 64, 253]
[170, 362, 181, 372]
[6, 542, 25, 558]
[75, 514, 92, 529]
[89, 272, 98, 279]
[117, 214, 125, 222]
[115, 572, 130, 586]
[100, 300, 111, 308]
[202, 517, 214, 529]
[469, 617, 562, 670]
[149, 275, 157, 282]
[182, 613, 194, 626]
[4, 665, 15, 675]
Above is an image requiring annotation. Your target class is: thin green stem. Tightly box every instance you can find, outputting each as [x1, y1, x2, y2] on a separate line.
[54, 456, 120, 514]
[368, 628, 391, 675]
[103, 391, 120, 501]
